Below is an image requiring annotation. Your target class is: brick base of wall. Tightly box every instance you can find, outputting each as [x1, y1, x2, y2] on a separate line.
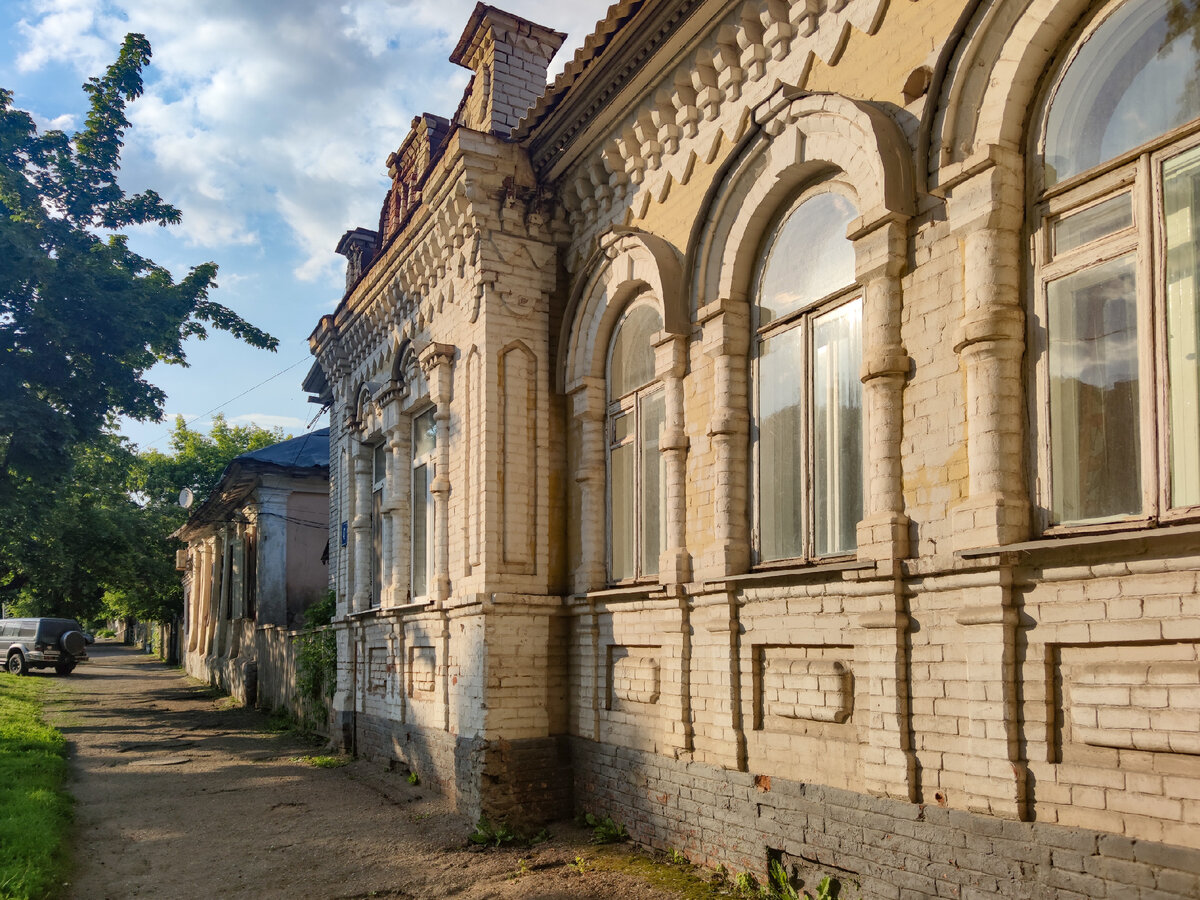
[351, 712, 572, 826]
[570, 737, 1200, 899]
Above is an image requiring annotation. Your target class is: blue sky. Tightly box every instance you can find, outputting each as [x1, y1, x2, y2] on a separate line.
[1, 0, 611, 451]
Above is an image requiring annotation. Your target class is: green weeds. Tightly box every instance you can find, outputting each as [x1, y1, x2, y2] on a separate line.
[582, 812, 628, 844]
[468, 816, 520, 848]
[292, 754, 349, 769]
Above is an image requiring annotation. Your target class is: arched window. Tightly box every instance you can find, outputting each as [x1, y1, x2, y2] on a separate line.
[753, 189, 863, 561]
[1033, 0, 1200, 528]
[410, 406, 436, 600]
[607, 300, 665, 581]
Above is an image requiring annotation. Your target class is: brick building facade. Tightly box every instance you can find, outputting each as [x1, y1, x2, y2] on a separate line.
[306, 1, 1200, 894]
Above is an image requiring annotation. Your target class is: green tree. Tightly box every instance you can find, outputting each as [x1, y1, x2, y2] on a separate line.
[1, 416, 287, 623]
[0, 431, 150, 622]
[0, 33, 277, 494]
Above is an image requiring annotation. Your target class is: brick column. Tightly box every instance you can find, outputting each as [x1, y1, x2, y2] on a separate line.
[852, 217, 911, 562]
[955, 570, 1026, 820]
[420, 343, 455, 605]
[654, 331, 691, 584]
[698, 297, 751, 579]
[945, 148, 1029, 549]
[255, 487, 290, 627]
[691, 591, 744, 770]
[187, 545, 203, 652]
[570, 377, 607, 593]
[351, 445, 373, 612]
[858, 599, 917, 801]
[384, 425, 410, 606]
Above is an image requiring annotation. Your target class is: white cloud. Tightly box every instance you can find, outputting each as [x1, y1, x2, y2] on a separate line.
[227, 413, 309, 431]
[12, 0, 612, 286]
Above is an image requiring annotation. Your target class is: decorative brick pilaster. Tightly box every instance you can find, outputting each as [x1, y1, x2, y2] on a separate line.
[944, 147, 1030, 550]
[655, 331, 691, 584]
[852, 217, 911, 562]
[571, 378, 607, 593]
[699, 297, 751, 580]
[420, 342, 456, 606]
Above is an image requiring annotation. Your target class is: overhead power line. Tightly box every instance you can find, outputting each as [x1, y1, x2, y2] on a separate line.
[137, 355, 313, 450]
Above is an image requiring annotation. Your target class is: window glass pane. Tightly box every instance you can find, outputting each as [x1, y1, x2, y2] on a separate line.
[758, 327, 805, 560]
[413, 407, 436, 457]
[758, 192, 857, 325]
[1166, 146, 1200, 507]
[611, 410, 632, 444]
[1045, 0, 1200, 185]
[640, 391, 665, 576]
[412, 463, 429, 597]
[610, 442, 636, 580]
[373, 443, 387, 485]
[1053, 193, 1134, 255]
[372, 488, 382, 607]
[1047, 253, 1142, 522]
[609, 304, 663, 399]
[812, 299, 863, 555]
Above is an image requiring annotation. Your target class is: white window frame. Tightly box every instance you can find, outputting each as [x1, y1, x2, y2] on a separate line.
[604, 299, 665, 584]
[410, 405, 436, 601]
[1029, 3, 1200, 534]
[370, 441, 386, 608]
[750, 186, 864, 565]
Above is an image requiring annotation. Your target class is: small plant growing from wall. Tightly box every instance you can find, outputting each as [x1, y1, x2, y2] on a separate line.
[294, 590, 337, 730]
[407, 770, 419, 785]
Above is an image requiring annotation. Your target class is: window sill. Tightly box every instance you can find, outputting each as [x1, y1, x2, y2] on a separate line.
[701, 558, 876, 590]
[339, 601, 434, 622]
[956, 520, 1200, 559]
[570, 583, 663, 605]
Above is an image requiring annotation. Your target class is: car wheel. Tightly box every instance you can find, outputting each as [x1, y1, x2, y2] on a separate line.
[60, 630, 86, 656]
[55, 662, 76, 676]
[7, 652, 27, 676]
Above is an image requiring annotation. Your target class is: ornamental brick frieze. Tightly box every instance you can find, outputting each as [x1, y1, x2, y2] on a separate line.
[559, 0, 891, 250]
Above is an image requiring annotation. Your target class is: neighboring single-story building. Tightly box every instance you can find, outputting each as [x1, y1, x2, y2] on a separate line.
[178, 429, 329, 706]
[307, 1, 1200, 895]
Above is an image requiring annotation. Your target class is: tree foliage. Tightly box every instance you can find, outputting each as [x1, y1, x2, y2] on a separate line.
[1, 416, 286, 624]
[0, 33, 277, 493]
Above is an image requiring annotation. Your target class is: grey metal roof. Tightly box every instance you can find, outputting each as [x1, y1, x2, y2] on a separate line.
[236, 427, 329, 470]
[173, 428, 330, 540]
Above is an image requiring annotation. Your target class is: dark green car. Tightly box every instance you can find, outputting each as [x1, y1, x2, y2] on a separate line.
[2, 618, 90, 676]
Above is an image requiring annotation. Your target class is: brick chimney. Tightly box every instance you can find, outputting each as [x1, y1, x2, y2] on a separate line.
[450, 3, 565, 137]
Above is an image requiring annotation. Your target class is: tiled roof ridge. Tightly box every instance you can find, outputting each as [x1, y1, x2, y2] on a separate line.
[517, 0, 647, 136]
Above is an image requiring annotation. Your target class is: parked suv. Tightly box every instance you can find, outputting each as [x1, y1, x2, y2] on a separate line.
[2, 618, 90, 676]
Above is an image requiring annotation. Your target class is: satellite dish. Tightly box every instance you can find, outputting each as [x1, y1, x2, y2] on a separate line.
[178, 488, 194, 509]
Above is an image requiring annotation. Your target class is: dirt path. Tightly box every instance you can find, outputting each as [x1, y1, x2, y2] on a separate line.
[45, 642, 716, 900]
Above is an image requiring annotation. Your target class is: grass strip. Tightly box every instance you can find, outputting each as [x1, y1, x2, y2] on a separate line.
[0, 676, 72, 900]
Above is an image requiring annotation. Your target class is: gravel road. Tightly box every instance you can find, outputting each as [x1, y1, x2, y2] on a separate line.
[45, 642, 714, 900]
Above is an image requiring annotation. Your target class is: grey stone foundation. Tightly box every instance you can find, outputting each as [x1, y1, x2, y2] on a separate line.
[351, 711, 572, 826]
[569, 737, 1200, 899]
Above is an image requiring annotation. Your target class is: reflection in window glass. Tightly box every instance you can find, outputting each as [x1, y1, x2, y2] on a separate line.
[1053, 193, 1133, 256]
[1167, 145, 1200, 506]
[413, 407, 436, 457]
[758, 328, 805, 561]
[640, 392, 665, 576]
[813, 299, 863, 556]
[609, 304, 663, 399]
[609, 413, 636, 582]
[1048, 254, 1141, 522]
[606, 301, 666, 582]
[411, 463, 429, 597]
[757, 192, 858, 325]
[1044, 0, 1200, 185]
[411, 407, 436, 598]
